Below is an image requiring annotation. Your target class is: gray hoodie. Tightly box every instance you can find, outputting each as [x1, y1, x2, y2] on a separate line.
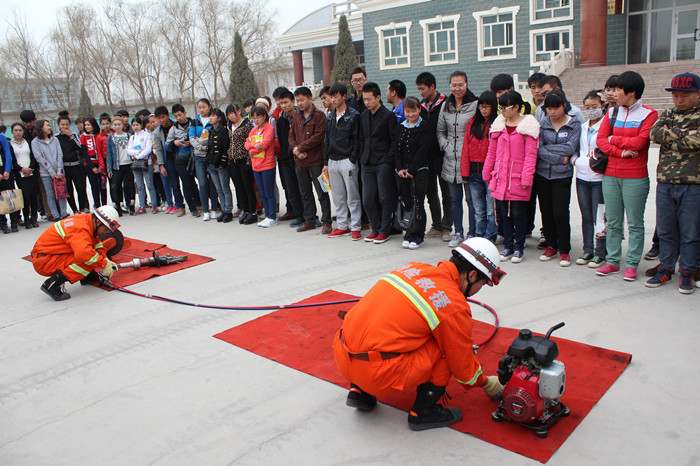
[31, 136, 64, 178]
[536, 115, 581, 180]
[437, 98, 478, 183]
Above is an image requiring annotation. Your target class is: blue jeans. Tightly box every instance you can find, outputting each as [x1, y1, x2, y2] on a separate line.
[133, 164, 157, 209]
[253, 168, 277, 220]
[576, 178, 606, 257]
[195, 156, 217, 212]
[164, 159, 184, 208]
[209, 165, 233, 213]
[447, 181, 475, 236]
[657, 183, 700, 272]
[468, 165, 497, 242]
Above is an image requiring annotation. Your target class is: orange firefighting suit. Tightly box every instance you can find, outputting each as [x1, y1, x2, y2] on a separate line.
[31, 214, 112, 283]
[333, 260, 488, 396]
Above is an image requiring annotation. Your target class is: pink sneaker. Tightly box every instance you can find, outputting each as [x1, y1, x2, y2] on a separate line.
[623, 267, 637, 281]
[596, 264, 620, 276]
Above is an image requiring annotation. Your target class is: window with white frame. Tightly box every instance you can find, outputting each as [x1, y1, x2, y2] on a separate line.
[375, 22, 412, 69]
[472, 6, 520, 61]
[529, 26, 573, 65]
[530, 0, 573, 24]
[419, 14, 460, 65]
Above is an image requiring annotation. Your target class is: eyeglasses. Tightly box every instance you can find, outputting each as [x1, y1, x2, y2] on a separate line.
[351, 78, 366, 84]
[498, 105, 515, 112]
[450, 83, 467, 89]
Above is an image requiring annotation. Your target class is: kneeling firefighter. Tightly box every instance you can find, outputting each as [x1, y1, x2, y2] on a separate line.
[333, 237, 506, 431]
[31, 205, 121, 301]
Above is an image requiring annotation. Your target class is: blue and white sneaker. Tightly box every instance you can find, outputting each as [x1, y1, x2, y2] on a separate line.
[500, 248, 513, 261]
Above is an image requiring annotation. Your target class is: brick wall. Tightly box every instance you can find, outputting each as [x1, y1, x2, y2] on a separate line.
[361, 0, 579, 98]
[606, 14, 626, 66]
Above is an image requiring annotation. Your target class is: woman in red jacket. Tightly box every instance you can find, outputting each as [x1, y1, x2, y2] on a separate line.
[81, 117, 107, 209]
[461, 91, 498, 243]
[244, 106, 277, 228]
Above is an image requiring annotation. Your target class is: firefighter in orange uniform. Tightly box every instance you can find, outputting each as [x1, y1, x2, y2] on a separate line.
[32, 205, 121, 301]
[333, 237, 506, 431]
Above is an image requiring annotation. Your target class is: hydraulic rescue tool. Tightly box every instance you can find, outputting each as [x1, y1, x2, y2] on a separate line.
[491, 322, 570, 438]
[114, 250, 188, 270]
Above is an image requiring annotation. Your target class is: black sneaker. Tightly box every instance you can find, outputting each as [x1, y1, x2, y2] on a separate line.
[10, 224, 18, 233]
[346, 384, 377, 412]
[679, 272, 695, 295]
[645, 269, 673, 288]
[644, 247, 659, 260]
[408, 404, 462, 431]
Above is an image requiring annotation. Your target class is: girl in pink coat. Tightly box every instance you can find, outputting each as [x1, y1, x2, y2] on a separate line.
[482, 91, 540, 263]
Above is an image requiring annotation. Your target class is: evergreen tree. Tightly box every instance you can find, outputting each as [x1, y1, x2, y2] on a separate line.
[78, 85, 95, 118]
[227, 32, 259, 105]
[329, 15, 358, 92]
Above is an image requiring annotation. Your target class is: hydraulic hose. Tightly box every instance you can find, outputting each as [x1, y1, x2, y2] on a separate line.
[106, 282, 500, 347]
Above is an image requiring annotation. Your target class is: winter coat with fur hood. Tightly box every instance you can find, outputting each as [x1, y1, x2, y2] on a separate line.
[482, 114, 540, 202]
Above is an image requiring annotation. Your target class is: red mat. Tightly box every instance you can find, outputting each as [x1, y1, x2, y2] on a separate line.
[24, 238, 214, 288]
[214, 290, 632, 463]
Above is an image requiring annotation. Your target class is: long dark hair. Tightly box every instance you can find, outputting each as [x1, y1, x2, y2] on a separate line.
[470, 91, 498, 140]
[33, 119, 50, 140]
[84, 117, 100, 135]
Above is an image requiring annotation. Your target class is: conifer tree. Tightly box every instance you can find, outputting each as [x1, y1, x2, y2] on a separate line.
[329, 15, 358, 92]
[78, 85, 95, 118]
[227, 32, 259, 105]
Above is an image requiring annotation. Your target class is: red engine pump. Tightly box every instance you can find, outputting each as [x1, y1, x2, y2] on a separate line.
[491, 322, 570, 438]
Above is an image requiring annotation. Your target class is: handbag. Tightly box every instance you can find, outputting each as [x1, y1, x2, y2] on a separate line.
[132, 158, 147, 170]
[589, 107, 620, 175]
[0, 189, 24, 215]
[53, 177, 70, 200]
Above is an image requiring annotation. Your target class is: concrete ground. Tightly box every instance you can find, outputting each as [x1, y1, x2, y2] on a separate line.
[1, 148, 699, 465]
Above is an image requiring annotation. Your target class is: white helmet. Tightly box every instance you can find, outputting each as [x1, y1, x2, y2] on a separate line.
[452, 237, 505, 286]
[94, 205, 121, 232]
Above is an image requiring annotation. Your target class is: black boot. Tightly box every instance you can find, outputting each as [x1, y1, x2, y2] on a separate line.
[222, 213, 233, 223]
[80, 271, 100, 286]
[41, 271, 71, 301]
[243, 212, 257, 225]
[216, 212, 225, 223]
[346, 383, 377, 412]
[407, 383, 462, 431]
[1, 216, 9, 234]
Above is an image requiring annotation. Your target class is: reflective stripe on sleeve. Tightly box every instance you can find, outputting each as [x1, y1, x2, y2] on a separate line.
[68, 264, 90, 277]
[85, 252, 100, 265]
[456, 365, 483, 386]
[382, 273, 440, 330]
[54, 222, 66, 238]
[95, 242, 104, 249]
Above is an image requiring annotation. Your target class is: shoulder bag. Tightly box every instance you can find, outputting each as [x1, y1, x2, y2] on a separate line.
[589, 107, 620, 175]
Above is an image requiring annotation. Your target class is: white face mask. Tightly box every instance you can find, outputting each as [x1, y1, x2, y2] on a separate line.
[583, 108, 603, 121]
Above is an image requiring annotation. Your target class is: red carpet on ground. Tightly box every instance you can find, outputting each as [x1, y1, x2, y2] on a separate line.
[214, 290, 632, 463]
[24, 238, 214, 288]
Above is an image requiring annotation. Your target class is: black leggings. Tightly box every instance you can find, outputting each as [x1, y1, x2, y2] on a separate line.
[15, 175, 40, 221]
[86, 168, 107, 208]
[110, 164, 135, 207]
[228, 159, 256, 213]
[64, 165, 89, 212]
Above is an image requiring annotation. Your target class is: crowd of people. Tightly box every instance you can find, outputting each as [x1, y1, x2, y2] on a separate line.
[1, 67, 698, 294]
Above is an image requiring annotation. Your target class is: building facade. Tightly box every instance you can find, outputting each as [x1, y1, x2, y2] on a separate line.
[278, 0, 700, 95]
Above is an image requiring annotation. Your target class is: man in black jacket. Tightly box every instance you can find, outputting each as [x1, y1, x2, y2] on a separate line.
[358, 82, 398, 244]
[275, 89, 304, 222]
[346, 67, 368, 115]
[416, 72, 452, 242]
[324, 83, 362, 240]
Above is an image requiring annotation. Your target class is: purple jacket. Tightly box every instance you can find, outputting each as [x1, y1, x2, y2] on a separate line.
[482, 114, 540, 202]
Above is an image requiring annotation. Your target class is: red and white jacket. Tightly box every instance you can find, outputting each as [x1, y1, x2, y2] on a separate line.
[596, 99, 658, 179]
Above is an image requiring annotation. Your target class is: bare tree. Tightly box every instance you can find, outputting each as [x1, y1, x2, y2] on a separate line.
[1, 10, 43, 112]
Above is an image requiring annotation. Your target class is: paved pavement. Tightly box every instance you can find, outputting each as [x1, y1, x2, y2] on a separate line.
[2, 148, 699, 465]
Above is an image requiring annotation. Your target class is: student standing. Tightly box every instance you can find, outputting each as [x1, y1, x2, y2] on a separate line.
[245, 106, 277, 227]
[81, 117, 107, 209]
[535, 90, 581, 267]
[227, 104, 257, 225]
[274, 89, 304, 222]
[482, 91, 540, 263]
[56, 115, 89, 214]
[165, 104, 202, 217]
[127, 116, 155, 214]
[106, 118, 134, 216]
[324, 83, 362, 240]
[461, 91, 498, 243]
[393, 97, 430, 249]
[205, 109, 233, 223]
[32, 120, 68, 220]
[9, 123, 39, 229]
[571, 91, 607, 268]
[0, 132, 20, 232]
[190, 98, 218, 221]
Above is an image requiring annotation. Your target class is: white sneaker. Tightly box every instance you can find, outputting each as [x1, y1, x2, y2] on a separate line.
[257, 218, 269, 227]
[265, 218, 278, 227]
[202, 212, 211, 221]
[402, 240, 410, 248]
[448, 233, 464, 248]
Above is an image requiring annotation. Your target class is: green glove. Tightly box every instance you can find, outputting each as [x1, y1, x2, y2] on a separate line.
[482, 375, 504, 400]
[102, 260, 117, 278]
